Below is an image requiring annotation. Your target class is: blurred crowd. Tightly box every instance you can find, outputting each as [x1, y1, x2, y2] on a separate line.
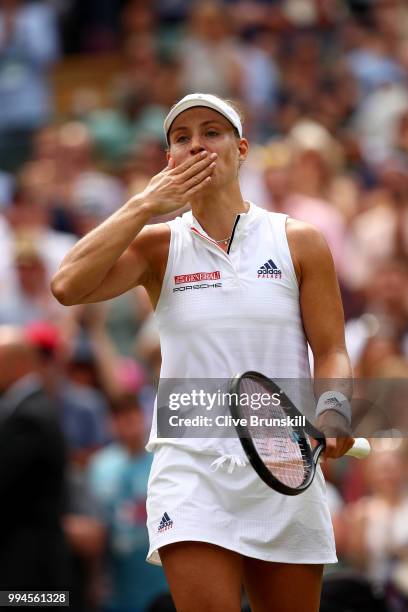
[0, 0, 407, 611]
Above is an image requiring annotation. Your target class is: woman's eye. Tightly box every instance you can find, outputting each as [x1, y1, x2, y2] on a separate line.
[176, 135, 189, 143]
[206, 130, 219, 137]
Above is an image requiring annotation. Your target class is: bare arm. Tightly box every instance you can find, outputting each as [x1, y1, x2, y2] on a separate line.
[51, 151, 217, 306]
[51, 200, 154, 306]
[287, 219, 354, 457]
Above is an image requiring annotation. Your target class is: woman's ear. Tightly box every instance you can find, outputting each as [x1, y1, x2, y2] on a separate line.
[238, 138, 249, 163]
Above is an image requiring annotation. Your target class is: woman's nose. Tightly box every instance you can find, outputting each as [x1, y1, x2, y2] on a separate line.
[189, 135, 206, 155]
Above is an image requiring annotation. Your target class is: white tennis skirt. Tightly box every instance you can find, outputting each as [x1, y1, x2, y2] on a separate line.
[146, 444, 337, 566]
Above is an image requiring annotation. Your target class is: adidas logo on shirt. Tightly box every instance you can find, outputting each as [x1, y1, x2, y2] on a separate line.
[158, 512, 173, 533]
[257, 259, 282, 279]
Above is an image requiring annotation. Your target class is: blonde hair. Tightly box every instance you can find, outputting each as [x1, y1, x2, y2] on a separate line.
[223, 98, 245, 137]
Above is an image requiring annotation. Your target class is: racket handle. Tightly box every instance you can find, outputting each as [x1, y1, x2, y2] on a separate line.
[345, 438, 371, 459]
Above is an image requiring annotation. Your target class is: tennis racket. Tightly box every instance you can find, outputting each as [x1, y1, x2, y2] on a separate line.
[228, 371, 370, 496]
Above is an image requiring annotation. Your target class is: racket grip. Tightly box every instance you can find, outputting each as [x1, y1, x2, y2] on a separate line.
[345, 438, 371, 459]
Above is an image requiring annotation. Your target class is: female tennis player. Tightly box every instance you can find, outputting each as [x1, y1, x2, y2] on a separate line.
[52, 93, 354, 612]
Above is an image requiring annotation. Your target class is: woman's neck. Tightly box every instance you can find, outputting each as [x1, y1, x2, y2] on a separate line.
[191, 184, 248, 242]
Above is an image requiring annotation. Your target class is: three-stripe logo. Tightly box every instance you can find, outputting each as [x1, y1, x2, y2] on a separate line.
[158, 512, 173, 532]
[257, 259, 282, 279]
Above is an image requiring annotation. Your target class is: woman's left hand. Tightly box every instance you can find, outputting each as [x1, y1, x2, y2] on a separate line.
[315, 410, 355, 459]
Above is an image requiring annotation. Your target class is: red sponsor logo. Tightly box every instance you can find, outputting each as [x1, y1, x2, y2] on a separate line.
[175, 271, 221, 284]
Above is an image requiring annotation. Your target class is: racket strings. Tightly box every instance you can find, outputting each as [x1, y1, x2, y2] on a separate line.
[239, 378, 311, 488]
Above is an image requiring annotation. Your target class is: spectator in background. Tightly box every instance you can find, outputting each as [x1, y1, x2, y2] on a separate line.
[259, 127, 346, 271]
[121, 1, 156, 41]
[76, 0, 123, 53]
[0, 233, 75, 327]
[24, 319, 107, 612]
[346, 23, 405, 101]
[63, 470, 106, 612]
[121, 136, 168, 201]
[11, 121, 125, 235]
[0, 325, 71, 591]
[70, 171, 125, 238]
[2, 167, 77, 286]
[356, 335, 407, 380]
[278, 33, 322, 117]
[344, 447, 408, 607]
[24, 319, 110, 469]
[341, 154, 408, 292]
[103, 287, 153, 359]
[16, 126, 66, 229]
[22, 320, 108, 604]
[57, 0, 124, 54]
[51, 121, 124, 233]
[372, 0, 408, 52]
[345, 258, 408, 367]
[63, 338, 111, 466]
[235, 28, 280, 142]
[87, 85, 152, 167]
[179, 1, 242, 97]
[352, 81, 408, 164]
[32, 123, 60, 163]
[86, 31, 166, 167]
[88, 394, 168, 612]
[0, 0, 59, 172]
[74, 300, 157, 428]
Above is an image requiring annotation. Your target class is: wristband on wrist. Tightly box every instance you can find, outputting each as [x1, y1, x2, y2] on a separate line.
[316, 391, 352, 425]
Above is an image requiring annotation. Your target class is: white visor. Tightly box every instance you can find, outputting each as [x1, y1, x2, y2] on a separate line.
[164, 93, 243, 144]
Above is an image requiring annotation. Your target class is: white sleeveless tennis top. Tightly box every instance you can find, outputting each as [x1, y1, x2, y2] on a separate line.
[146, 202, 312, 455]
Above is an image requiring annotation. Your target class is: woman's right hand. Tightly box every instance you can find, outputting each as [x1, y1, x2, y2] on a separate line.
[137, 150, 217, 217]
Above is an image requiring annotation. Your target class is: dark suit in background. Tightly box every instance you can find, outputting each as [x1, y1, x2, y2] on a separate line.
[0, 375, 71, 590]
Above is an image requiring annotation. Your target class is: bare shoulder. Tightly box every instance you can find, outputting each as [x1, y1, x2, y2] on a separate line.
[128, 223, 170, 288]
[286, 217, 329, 255]
[130, 222, 170, 259]
[286, 218, 334, 283]
[133, 221, 171, 244]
